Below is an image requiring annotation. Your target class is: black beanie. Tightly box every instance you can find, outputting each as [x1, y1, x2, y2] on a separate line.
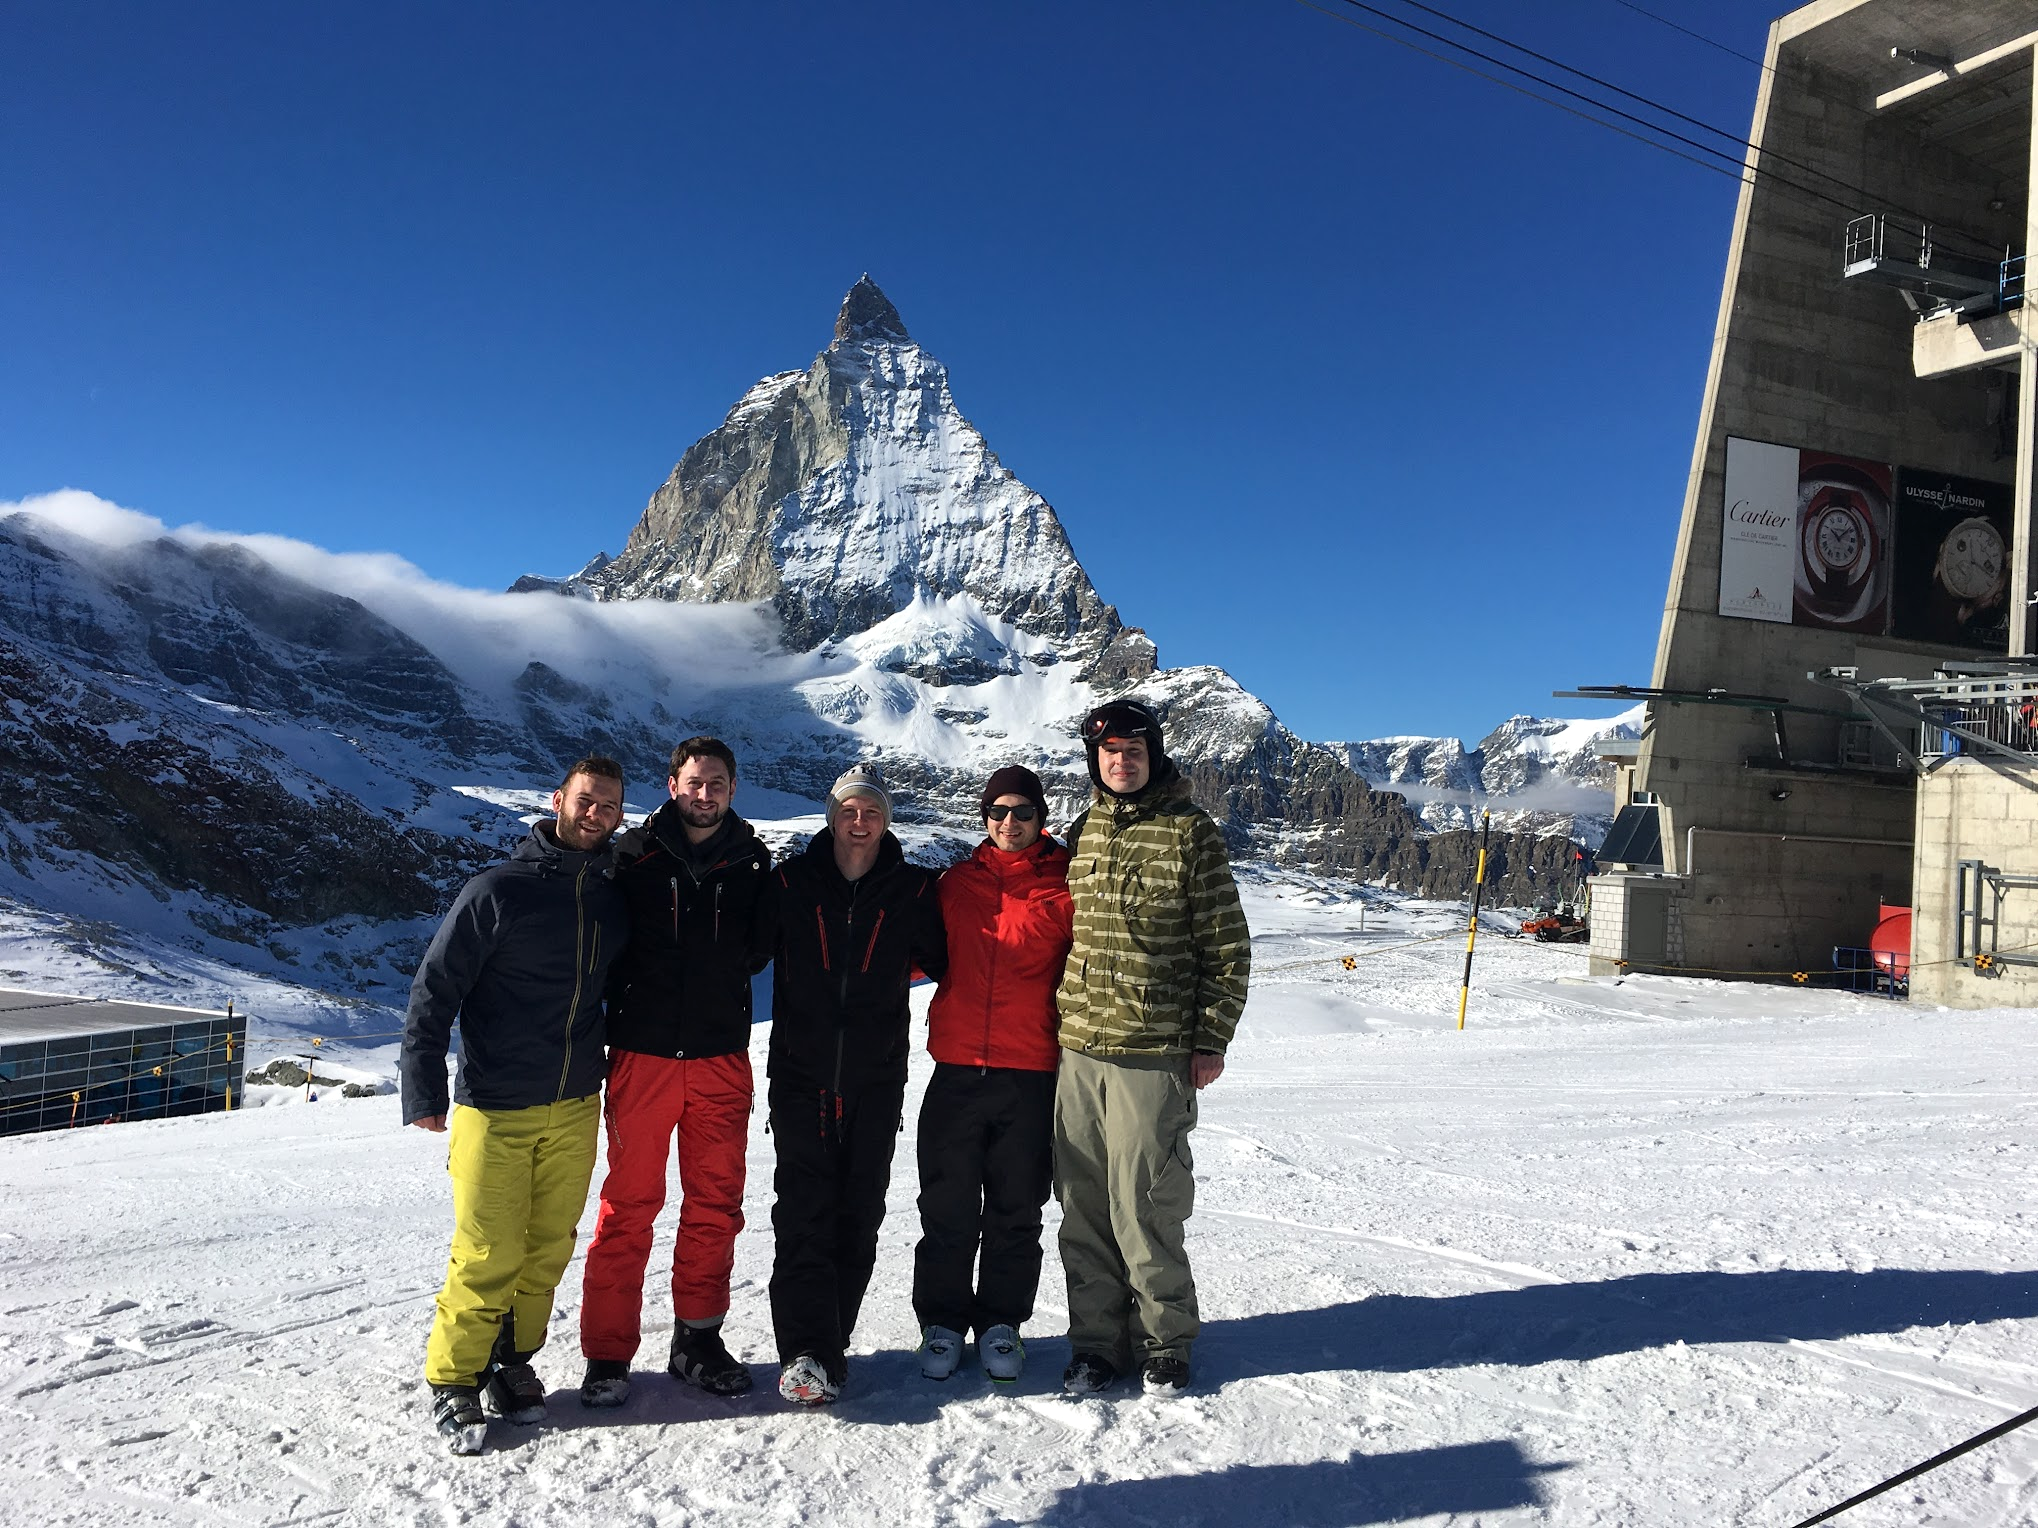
[979, 765, 1048, 822]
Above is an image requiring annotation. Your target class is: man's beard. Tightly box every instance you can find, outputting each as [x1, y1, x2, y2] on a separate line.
[677, 799, 726, 831]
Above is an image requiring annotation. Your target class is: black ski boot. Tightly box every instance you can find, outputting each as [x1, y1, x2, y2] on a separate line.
[669, 1321, 754, 1395]
[430, 1383, 488, 1455]
[580, 1358, 632, 1408]
[482, 1320, 547, 1423]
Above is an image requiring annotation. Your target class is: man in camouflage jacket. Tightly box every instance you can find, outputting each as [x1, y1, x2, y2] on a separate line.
[1053, 699, 1251, 1398]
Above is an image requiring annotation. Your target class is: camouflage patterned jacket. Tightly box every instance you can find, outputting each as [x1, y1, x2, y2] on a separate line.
[1055, 764, 1251, 1057]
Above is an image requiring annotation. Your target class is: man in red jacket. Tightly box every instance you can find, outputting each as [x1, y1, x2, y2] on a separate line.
[913, 765, 1073, 1384]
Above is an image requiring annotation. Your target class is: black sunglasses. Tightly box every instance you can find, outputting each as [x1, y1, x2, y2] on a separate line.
[985, 804, 1039, 822]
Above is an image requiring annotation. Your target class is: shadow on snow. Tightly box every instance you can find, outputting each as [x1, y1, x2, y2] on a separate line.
[991, 1441, 1566, 1527]
[1199, 1265, 2038, 1378]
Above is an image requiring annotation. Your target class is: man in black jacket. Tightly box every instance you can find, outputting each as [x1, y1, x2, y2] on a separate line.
[578, 737, 775, 1407]
[768, 764, 947, 1405]
[400, 755, 630, 1456]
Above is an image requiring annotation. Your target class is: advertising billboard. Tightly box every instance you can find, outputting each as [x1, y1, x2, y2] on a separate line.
[1719, 437, 1796, 624]
[1718, 438, 2009, 651]
[1791, 451, 1892, 634]
[1890, 469, 2012, 651]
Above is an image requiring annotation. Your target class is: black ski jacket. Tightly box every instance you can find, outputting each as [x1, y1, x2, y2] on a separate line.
[769, 829, 947, 1094]
[606, 805, 775, 1061]
[399, 822, 629, 1125]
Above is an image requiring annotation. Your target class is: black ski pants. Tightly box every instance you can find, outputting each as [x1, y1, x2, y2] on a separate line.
[911, 1062, 1056, 1338]
[767, 1076, 906, 1372]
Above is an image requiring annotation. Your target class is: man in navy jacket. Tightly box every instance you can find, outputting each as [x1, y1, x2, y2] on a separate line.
[400, 755, 630, 1454]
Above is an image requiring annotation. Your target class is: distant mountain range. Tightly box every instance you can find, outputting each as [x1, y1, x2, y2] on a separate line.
[0, 279, 1593, 1012]
[1332, 708, 1646, 846]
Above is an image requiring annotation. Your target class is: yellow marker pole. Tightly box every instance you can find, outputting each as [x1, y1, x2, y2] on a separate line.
[1457, 811, 1492, 1031]
[224, 1002, 235, 1111]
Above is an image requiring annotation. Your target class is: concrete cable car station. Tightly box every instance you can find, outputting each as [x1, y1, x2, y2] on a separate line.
[1588, 0, 2038, 1006]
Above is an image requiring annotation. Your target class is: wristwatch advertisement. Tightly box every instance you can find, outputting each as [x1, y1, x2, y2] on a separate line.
[1791, 454, 1891, 632]
[1892, 470, 2013, 650]
[1720, 440, 2014, 651]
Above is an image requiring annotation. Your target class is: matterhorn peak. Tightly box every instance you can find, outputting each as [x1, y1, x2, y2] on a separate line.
[529, 277, 1154, 685]
[833, 274, 909, 345]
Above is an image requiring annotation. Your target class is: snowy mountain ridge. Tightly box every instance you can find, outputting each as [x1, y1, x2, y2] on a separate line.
[1333, 707, 1645, 843]
[0, 280, 1591, 1015]
[527, 276, 1157, 688]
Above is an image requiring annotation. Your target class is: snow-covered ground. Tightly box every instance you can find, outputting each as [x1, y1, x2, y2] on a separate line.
[3, 880, 2036, 1526]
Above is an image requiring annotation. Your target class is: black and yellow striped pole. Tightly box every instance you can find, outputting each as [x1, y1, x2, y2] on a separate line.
[1457, 810, 1492, 1031]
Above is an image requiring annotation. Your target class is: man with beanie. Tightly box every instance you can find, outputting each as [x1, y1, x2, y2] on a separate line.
[1055, 700, 1251, 1398]
[767, 764, 948, 1405]
[577, 737, 776, 1408]
[401, 755, 631, 1455]
[913, 765, 1073, 1385]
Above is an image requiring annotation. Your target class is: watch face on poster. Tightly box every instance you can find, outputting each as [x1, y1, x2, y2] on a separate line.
[1792, 463, 1888, 629]
[1891, 469, 2013, 650]
[1934, 516, 2006, 606]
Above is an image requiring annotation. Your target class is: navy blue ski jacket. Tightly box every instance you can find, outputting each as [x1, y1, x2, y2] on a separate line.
[399, 822, 630, 1124]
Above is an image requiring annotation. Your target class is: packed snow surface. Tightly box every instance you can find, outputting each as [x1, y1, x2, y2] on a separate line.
[3, 880, 2036, 1526]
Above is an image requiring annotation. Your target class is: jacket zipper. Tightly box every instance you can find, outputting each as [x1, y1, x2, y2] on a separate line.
[559, 861, 588, 1102]
[834, 881, 859, 1098]
[715, 881, 724, 943]
[670, 876, 680, 946]
[980, 887, 996, 1067]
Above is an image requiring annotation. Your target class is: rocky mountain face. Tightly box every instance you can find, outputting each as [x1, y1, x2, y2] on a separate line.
[2, 280, 1594, 1009]
[521, 277, 1157, 689]
[515, 277, 1590, 887]
[1333, 708, 1645, 846]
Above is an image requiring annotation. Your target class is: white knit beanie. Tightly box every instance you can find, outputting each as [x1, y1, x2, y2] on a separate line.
[827, 764, 893, 828]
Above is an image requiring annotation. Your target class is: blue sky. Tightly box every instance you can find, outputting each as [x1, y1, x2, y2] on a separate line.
[3, 1, 1791, 744]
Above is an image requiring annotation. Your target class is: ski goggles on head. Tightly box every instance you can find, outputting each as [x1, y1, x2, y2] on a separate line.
[1081, 704, 1156, 743]
[985, 804, 1039, 822]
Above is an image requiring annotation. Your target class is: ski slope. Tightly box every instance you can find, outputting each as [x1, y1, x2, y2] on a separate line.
[3, 879, 2035, 1526]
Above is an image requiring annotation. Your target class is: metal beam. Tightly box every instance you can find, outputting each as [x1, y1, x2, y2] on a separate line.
[1878, 30, 2038, 110]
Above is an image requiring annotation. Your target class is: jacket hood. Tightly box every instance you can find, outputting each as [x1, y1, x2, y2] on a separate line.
[1092, 757, 1191, 812]
[513, 820, 615, 874]
[969, 834, 1069, 881]
[645, 801, 758, 866]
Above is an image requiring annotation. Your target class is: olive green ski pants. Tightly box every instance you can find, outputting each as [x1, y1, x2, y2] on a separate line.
[1052, 1048, 1200, 1371]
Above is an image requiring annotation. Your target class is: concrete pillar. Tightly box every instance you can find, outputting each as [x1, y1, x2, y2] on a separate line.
[2015, 45, 2038, 656]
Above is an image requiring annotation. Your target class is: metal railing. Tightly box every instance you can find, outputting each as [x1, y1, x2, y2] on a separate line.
[1811, 665, 2038, 774]
[1913, 671, 2038, 764]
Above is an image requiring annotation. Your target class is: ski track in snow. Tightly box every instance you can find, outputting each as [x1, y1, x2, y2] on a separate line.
[4, 884, 2038, 1526]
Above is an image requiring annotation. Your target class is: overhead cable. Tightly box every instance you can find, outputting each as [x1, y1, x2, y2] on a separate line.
[1374, 0, 2002, 258]
[1301, 0, 2007, 260]
[1605, 0, 1767, 71]
[1292, 0, 1874, 229]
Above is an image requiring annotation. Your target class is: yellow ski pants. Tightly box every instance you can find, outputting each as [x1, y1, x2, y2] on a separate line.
[424, 1094, 601, 1386]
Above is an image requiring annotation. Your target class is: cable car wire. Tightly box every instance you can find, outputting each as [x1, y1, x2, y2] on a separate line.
[1292, 0, 1877, 226]
[1604, 0, 1768, 71]
[1302, 0, 2005, 260]
[1375, 0, 2003, 257]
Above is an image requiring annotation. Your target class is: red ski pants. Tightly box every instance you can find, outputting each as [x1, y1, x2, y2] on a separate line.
[580, 1048, 753, 1360]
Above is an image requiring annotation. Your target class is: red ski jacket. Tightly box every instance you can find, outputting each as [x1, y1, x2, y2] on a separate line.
[926, 836, 1074, 1073]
